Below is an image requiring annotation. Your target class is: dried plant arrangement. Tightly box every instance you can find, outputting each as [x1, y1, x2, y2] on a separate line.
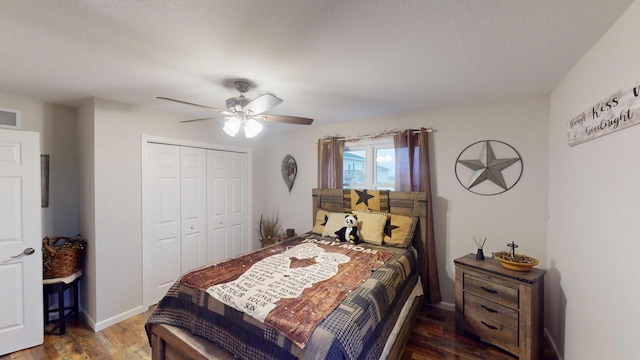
[257, 212, 284, 247]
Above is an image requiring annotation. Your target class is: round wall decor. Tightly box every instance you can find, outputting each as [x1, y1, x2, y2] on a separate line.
[281, 154, 297, 193]
[455, 140, 523, 196]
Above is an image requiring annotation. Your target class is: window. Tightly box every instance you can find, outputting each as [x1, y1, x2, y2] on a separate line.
[0, 107, 21, 129]
[343, 143, 395, 190]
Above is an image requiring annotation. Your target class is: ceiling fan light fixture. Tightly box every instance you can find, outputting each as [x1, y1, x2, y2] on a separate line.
[243, 118, 263, 138]
[159, 79, 313, 137]
[223, 117, 241, 137]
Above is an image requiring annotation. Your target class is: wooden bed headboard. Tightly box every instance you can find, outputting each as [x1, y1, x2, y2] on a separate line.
[311, 189, 429, 296]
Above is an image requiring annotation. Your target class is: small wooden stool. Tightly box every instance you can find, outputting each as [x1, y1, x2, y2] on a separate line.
[43, 270, 82, 335]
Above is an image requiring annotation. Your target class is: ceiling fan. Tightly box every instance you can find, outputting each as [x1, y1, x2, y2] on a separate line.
[158, 80, 314, 138]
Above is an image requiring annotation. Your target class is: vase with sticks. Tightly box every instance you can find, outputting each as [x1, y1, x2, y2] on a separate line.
[474, 236, 487, 260]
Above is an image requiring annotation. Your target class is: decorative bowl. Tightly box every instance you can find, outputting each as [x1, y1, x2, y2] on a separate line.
[493, 252, 539, 272]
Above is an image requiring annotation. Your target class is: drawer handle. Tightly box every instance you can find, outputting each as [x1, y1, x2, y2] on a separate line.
[480, 286, 498, 294]
[481, 305, 498, 313]
[481, 321, 498, 330]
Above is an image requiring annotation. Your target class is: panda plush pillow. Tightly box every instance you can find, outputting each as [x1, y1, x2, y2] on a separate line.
[334, 214, 360, 244]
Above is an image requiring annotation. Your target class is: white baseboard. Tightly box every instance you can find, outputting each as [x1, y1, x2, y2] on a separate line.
[83, 305, 147, 332]
[79, 305, 96, 330]
[544, 328, 563, 360]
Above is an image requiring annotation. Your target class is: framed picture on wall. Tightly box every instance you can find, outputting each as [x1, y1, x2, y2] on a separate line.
[41, 154, 49, 208]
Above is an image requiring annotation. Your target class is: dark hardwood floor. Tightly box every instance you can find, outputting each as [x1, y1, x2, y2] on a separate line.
[1, 306, 558, 359]
[403, 306, 558, 360]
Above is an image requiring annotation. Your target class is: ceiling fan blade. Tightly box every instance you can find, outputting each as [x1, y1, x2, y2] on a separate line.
[262, 114, 314, 125]
[243, 93, 283, 115]
[179, 116, 228, 123]
[157, 96, 233, 115]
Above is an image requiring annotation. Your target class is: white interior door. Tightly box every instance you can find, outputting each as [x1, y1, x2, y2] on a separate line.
[180, 147, 206, 273]
[0, 130, 42, 355]
[207, 150, 248, 263]
[144, 143, 181, 306]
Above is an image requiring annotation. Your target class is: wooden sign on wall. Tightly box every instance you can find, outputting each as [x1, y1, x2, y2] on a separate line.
[567, 84, 640, 146]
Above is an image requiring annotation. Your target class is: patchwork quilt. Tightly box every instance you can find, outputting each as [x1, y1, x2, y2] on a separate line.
[146, 234, 418, 360]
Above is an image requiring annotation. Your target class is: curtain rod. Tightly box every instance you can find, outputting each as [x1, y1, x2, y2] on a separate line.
[331, 127, 435, 143]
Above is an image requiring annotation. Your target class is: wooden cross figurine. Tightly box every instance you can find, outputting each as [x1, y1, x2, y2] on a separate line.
[507, 241, 518, 257]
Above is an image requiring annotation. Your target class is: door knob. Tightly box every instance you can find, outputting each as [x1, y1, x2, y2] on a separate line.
[10, 247, 35, 259]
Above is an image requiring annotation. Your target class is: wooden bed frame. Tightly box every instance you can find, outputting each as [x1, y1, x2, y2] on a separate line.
[149, 189, 428, 360]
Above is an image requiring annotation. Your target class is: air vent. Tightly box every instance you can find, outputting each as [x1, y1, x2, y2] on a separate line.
[0, 108, 21, 129]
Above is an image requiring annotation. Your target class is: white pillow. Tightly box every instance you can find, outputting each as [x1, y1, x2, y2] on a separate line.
[352, 210, 388, 245]
[322, 212, 351, 238]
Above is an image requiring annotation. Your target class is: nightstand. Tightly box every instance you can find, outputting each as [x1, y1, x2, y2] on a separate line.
[455, 254, 545, 360]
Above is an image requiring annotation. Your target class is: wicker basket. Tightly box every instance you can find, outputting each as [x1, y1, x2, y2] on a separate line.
[42, 236, 86, 279]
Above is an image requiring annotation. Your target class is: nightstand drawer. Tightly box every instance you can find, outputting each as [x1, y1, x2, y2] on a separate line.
[464, 292, 518, 328]
[464, 309, 518, 347]
[463, 273, 518, 309]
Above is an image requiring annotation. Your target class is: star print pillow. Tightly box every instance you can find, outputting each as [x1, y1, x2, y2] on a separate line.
[312, 209, 331, 234]
[350, 189, 389, 212]
[383, 214, 419, 248]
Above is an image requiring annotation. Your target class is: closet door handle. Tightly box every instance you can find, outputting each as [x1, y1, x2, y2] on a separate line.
[480, 286, 498, 294]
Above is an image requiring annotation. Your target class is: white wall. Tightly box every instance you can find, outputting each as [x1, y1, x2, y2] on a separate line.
[263, 95, 550, 306]
[0, 93, 78, 237]
[83, 98, 267, 329]
[77, 98, 96, 320]
[547, 1, 640, 358]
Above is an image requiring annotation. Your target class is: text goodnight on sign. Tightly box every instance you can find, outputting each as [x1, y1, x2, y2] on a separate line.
[567, 84, 640, 146]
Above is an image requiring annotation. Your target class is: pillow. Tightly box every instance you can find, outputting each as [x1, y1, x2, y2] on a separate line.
[351, 210, 388, 245]
[350, 189, 389, 212]
[312, 209, 331, 234]
[383, 214, 419, 248]
[322, 212, 351, 238]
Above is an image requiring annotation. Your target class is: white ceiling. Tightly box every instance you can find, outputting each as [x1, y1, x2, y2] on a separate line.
[0, 0, 633, 131]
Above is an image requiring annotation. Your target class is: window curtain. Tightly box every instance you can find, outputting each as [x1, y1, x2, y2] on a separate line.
[393, 128, 442, 304]
[317, 136, 344, 189]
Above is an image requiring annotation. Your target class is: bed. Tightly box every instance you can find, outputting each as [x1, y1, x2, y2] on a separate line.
[146, 188, 431, 360]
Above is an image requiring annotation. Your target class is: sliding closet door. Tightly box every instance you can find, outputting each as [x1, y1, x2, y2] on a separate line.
[180, 147, 207, 273]
[144, 143, 181, 306]
[143, 140, 248, 307]
[207, 150, 249, 263]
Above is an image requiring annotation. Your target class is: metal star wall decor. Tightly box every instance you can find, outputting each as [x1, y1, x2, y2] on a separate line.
[455, 140, 523, 195]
